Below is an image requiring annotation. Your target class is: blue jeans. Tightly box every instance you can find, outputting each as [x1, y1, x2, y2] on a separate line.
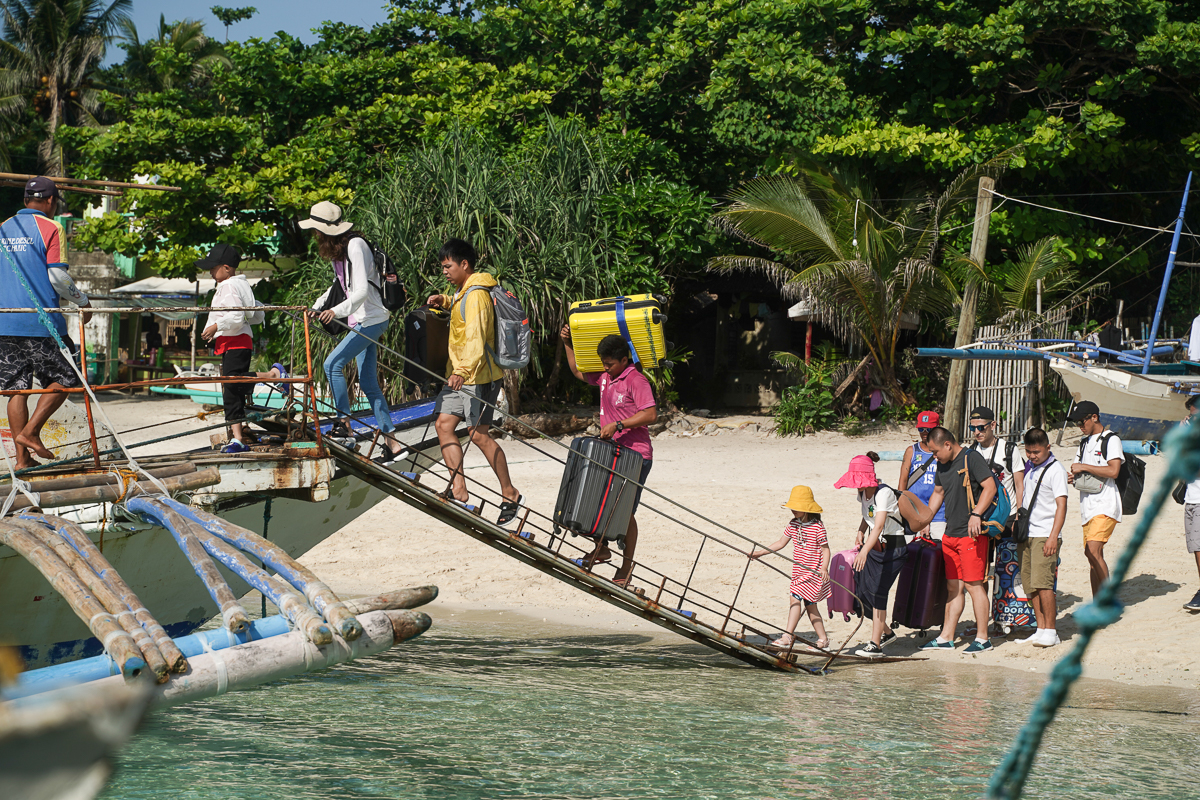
[323, 320, 394, 433]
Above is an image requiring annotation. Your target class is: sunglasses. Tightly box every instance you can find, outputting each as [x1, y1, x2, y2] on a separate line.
[968, 424, 991, 432]
[917, 426, 934, 432]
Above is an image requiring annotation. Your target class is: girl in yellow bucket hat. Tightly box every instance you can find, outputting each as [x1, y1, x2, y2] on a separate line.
[749, 485, 831, 649]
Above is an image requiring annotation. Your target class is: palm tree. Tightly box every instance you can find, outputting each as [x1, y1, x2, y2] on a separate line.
[117, 15, 229, 93]
[951, 236, 1077, 327]
[710, 160, 1002, 404]
[0, 0, 131, 176]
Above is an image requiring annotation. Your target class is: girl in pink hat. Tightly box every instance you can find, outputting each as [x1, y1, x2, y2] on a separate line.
[836, 452, 909, 658]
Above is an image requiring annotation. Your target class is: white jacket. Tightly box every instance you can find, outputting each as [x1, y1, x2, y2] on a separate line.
[205, 274, 264, 339]
[311, 237, 389, 328]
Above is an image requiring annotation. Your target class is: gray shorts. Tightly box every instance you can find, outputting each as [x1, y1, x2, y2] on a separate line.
[434, 379, 500, 427]
[1186, 504, 1200, 553]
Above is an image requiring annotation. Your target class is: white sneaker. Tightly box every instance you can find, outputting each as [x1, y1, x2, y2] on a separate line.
[1032, 630, 1060, 648]
[1016, 629, 1043, 644]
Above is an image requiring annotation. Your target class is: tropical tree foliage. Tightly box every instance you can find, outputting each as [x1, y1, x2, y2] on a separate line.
[949, 236, 1079, 328]
[0, 0, 129, 175]
[711, 161, 1002, 403]
[269, 121, 712, 402]
[116, 14, 229, 94]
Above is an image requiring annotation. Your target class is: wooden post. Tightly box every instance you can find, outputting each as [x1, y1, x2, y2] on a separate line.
[1035, 279, 1046, 429]
[805, 321, 813, 364]
[944, 177, 995, 438]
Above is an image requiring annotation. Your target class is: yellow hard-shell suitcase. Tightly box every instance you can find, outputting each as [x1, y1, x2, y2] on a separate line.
[567, 294, 667, 372]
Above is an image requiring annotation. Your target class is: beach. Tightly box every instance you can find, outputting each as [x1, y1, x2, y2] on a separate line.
[109, 395, 1199, 691]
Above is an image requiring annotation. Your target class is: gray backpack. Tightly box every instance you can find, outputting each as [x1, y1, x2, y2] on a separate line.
[458, 284, 531, 370]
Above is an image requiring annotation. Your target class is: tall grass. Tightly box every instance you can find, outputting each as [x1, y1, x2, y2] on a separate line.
[275, 120, 666, 403]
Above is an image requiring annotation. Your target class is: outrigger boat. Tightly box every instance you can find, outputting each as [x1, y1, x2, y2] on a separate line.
[0, 395, 457, 668]
[0, 304, 453, 672]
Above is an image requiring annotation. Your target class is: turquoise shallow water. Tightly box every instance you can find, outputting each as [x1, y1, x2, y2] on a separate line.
[100, 617, 1200, 799]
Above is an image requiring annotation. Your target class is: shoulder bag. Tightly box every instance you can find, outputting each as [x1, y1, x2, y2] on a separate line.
[1012, 457, 1054, 543]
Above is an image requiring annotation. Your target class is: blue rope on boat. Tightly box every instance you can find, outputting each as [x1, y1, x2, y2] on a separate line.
[986, 419, 1200, 799]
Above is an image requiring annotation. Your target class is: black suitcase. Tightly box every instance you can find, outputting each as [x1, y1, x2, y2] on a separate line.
[553, 437, 644, 543]
[403, 305, 449, 391]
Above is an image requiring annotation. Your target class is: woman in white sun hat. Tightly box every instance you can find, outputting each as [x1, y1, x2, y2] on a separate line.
[302, 201, 404, 461]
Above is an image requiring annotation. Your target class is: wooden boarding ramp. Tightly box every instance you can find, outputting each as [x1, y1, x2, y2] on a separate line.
[324, 439, 915, 674]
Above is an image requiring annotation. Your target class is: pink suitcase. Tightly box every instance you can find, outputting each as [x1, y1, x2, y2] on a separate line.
[827, 548, 859, 621]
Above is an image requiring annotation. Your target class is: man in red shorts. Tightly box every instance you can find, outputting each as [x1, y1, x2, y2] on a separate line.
[919, 426, 998, 652]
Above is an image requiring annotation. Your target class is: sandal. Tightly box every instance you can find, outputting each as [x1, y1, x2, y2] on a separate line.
[329, 420, 356, 441]
[496, 494, 524, 526]
[572, 555, 612, 567]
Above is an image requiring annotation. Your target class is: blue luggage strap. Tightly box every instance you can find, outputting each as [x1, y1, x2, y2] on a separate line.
[614, 297, 640, 366]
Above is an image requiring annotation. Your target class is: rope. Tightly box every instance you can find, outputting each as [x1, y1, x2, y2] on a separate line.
[986, 419, 1200, 799]
[0, 238, 170, 496]
[986, 189, 1198, 237]
[0, 437, 39, 516]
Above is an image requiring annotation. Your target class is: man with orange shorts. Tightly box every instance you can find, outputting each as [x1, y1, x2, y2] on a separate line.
[1067, 400, 1124, 596]
[918, 427, 998, 652]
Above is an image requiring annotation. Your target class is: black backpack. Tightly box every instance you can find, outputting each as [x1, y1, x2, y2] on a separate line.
[350, 234, 407, 312]
[1077, 431, 1145, 515]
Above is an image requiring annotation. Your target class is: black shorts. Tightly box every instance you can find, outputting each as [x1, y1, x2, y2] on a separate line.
[0, 335, 81, 391]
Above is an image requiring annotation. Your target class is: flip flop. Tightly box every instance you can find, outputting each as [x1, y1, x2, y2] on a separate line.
[572, 555, 612, 567]
[271, 362, 290, 394]
[496, 494, 524, 526]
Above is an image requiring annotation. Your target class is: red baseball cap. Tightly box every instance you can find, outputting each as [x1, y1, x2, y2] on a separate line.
[916, 410, 940, 428]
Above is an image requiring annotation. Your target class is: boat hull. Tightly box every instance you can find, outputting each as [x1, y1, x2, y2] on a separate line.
[0, 474, 388, 670]
[1051, 361, 1188, 441]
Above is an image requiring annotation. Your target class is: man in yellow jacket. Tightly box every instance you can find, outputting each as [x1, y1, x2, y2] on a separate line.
[426, 238, 523, 524]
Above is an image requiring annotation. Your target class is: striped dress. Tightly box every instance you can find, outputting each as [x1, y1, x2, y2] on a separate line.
[787, 519, 830, 603]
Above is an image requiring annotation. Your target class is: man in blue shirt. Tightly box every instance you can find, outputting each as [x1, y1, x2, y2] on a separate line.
[0, 177, 92, 468]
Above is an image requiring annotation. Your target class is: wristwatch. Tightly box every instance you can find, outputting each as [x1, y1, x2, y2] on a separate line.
[970, 512, 982, 519]
[615, 421, 625, 432]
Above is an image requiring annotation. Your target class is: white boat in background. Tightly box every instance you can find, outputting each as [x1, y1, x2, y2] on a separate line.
[1051, 360, 1194, 442]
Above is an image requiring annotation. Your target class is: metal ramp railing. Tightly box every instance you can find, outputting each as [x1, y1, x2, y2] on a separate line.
[324, 438, 913, 674]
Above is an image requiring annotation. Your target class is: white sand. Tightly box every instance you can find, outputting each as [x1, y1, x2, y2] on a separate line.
[100, 396, 1200, 690]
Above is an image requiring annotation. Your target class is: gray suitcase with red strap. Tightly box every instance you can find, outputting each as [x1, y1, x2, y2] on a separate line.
[553, 436, 644, 543]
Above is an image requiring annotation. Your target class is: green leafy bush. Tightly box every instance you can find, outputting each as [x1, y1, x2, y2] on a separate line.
[771, 346, 843, 436]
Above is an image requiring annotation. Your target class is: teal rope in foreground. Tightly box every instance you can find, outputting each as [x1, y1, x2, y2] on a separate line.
[986, 420, 1200, 799]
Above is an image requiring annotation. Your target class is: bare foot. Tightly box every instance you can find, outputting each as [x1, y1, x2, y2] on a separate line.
[14, 457, 40, 470]
[14, 432, 53, 460]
